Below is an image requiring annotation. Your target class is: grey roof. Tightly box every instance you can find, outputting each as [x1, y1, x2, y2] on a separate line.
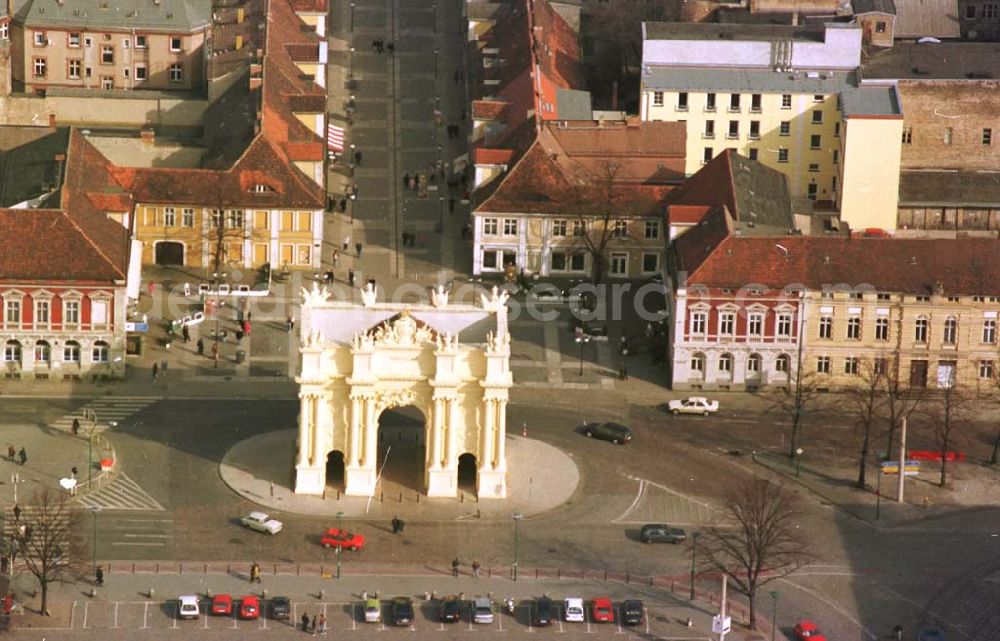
[643, 66, 857, 94]
[840, 84, 900, 116]
[643, 21, 828, 42]
[899, 170, 1000, 207]
[730, 154, 794, 230]
[851, 0, 896, 15]
[863, 42, 1000, 79]
[556, 88, 591, 120]
[303, 303, 498, 347]
[14, 0, 211, 31]
[892, 0, 959, 38]
[0, 126, 70, 208]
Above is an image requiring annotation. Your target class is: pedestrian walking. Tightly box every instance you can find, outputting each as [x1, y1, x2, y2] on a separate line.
[318, 613, 327, 634]
[348, 268, 355, 287]
[386, 41, 394, 54]
[355, 242, 363, 258]
[270, 481, 275, 497]
[247, 311, 252, 323]
[452, 557, 460, 577]
[243, 319, 251, 336]
[95, 566, 104, 586]
[354, 150, 362, 165]
[339, 198, 347, 213]
[6, 445, 13, 461]
[1, 556, 8, 574]
[391, 516, 401, 534]
[17, 448, 26, 466]
[182, 325, 191, 343]
[893, 625, 903, 640]
[211, 342, 219, 361]
[72, 418, 80, 435]
[196, 338, 204, 356]
[333, 250, 340, 266]
[472, 560, 481, 578]
[287, 315, 295, 332]
[152, 363, 158, 381]
[311, 615, 317, 634]
[301, 612, 310, 632]
[342, 235, 350, 251]
[12, 504, 20, 522]
[403, 172, 410, 189]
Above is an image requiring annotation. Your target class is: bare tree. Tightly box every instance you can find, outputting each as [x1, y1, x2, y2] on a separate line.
[15, 488, 81, 616]
[845, 357, 886, 489]
[208, 207, 253, 276]
[765, 356, 822, 459]
[563, 162, 624, 284]
[881, 352, 921, 460]
[927, 386, 971, 487]
[699, 479, 811, 627]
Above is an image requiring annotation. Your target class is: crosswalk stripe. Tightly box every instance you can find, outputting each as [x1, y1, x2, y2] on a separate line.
[49, 397, 161, 433]
[76, 473, 165, 512]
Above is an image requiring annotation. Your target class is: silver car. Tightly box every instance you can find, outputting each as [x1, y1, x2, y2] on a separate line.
[239, 511, 283, 535]
[472, 597, 494, 624]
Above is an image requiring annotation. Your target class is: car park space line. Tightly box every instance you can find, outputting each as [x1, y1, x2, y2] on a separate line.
[352, 602, 358, 630]
[527, 605, 533, 633]
[616, 606, 624, 634]
[170, 601, 178, 628]
[82, 601, 89, 629]
[113, 602, 120, 628]
[142, 601, 151, 629]
[203, 610, 209, 629]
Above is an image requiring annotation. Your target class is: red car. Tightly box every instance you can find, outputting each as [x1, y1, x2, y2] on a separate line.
[210, 594, 233, 616]
[239, 595, 260, 620]
[320, 527, 366, 551]
[590, 597, 615, 623]
[794, 620, 827, 641]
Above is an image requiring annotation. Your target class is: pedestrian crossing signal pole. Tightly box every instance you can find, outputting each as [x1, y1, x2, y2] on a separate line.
[897, 417, 907, 503]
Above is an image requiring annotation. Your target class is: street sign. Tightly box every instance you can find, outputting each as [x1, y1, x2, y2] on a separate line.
[712, 614, 732, 635]
[881, 460, 920, 476]
[125, 322, 149, 332]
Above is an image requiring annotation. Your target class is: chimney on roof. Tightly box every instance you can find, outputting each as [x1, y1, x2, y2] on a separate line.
[934, 281, 944, 295]
[48, 113, 56, 127]
[140, 127, 155, 146]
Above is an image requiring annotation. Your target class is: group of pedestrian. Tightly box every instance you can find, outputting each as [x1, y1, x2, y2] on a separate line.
[370, 38, 394, 54]
[445, 124, 461, 139]
[341, 236, 364, 258]
[300, 611, 327, 634]
[452, 67, 465, 85]
[391, 515, 405, 534]
[6, 445, 26, 466]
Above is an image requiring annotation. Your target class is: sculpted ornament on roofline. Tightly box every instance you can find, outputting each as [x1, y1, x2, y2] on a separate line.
[374, 389, 417, 412]
[301, 282, 331, 307]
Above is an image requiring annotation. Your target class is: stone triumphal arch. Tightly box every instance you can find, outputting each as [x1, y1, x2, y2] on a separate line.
[293, 284, 512, 499]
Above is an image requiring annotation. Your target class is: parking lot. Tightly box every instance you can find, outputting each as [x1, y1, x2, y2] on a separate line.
[61, 598, 710, 638]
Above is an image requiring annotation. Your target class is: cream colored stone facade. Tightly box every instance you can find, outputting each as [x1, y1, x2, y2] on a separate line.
[295, 285, 513, 499]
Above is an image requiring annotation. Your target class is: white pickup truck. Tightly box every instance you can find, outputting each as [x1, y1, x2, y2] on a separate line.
[667, 397, 719, 416]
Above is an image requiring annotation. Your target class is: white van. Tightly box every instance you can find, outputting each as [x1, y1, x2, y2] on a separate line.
[563, 597, 584, 622]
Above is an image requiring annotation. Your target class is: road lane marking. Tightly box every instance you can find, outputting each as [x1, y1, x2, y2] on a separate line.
[613, 479, 646, 523]
[780, 578, 877, 640]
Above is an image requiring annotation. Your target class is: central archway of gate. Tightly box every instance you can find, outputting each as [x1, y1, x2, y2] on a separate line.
[293, 284, 515, 500]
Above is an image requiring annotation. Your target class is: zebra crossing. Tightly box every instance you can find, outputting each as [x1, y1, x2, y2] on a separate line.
[1, 505, 74, 567]
[49, 396, 161, 433]
[76, 473, 165, 511]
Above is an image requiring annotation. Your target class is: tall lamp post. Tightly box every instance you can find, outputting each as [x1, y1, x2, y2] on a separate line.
[795, 447, 803, 477]
[689, 531, 700, 600]
[574, 329, 590, 377]
[769, 590, 780, 641]
[512, 512, 523, 581]
[336, 510, 344, 580]
[90, 506, 101, 574]
[212, 272, 226, 368]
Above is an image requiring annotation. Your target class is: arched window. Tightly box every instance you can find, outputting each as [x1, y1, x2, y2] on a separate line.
[719, 353, 733, 373]
[63, 340, 81, 363]
[92, 341, 109, 363]
[747, 353, 762, 373]
[690, 352, 705, 376]
[3, 340, 21, 362]
[775, 353, 791, 373]
[34, 340, 50, 363]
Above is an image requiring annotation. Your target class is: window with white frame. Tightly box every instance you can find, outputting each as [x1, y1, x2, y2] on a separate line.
[226, 209, 244, 229]
[569, 253, 585, 271]
[690, 353, 705, 373]
[4, 299, 20, 327]
[68, 59, 82, 79]
[170, 36, 182, 51]
[33, 57, 47, 78]
[4, 341, 20, 362]
[612, 220, 628, 238]
[847, 316, 861, 340]
[101, 46, 114, 64]
[552, 220, 567, 237]
[747, 353, 762, 373]
[135, 34, 147, 48]
[609, 253, 627, 276]
[63, 341, 80, 363]
[34, 299, 50, 327]
[34, 340, 50, 363]
[641, 252, 659, 273]
[34, 31, 46, 46]
[163, 207, 176, 226]
[572, 220, 586, 237]
[874, 358, 887, 375]
[92, 341, 109, 362]
[64, 300, 80, 325]
[845, 357, 859, 375]
[690, 311, 707, 336]
[781, 94, 792, 109]
[776, 354, 790, 373]
[817, 356, 831, 374]
[676, 92, 688, 111]
[483, 218, 498, 235]
[943, 317, 957, 344]
[719, 311, 735, 337]
[719, 353, 733, 372]
[652, 91, 663, 107]
[748, 312, 763, 338]
[980, 360, 995, 380]
[915, 317, 928, 342]
[169, 63, 183, 82]
[876, 317, 889, 341]
[91, 300, 108, 326]
[819, 316, 832, 339]
[135, 64, 147, 80]
[182, 208, 194, 227]
[644, 220, 659, 239]
[502, 218, 518, 235]
[550, 252, 567, 271]
[68, 32, 81, 47]
[984, 319, 997, 344]
[776, 313, 793, 338]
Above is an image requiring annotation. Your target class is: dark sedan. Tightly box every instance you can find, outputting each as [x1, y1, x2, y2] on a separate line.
[534, 597, 553, 626]
[390, 597, 414, 626]
[269, 596, 290, 620]
[439, 596, 461, 623]
[622, 599, 644, 626]
[640, 523, 687, 544]
[582, 422, 633, 444]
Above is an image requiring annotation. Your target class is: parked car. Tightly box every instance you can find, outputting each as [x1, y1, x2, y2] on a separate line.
[668, 397, 719, 416]
[178, 595, 200, 620]
[439, 596, 461, 623]
[269, 596, 291, 620]
[534, 597, 553, 626]
[793, 620, 827, 641]
[640, 523, 688, 544]
[210, 594, 232, 616]
[590, 597, 614, 623]
[917, 628, 944, 641]
[621, 599, 644, 626]
[564, 597, 585, 622]
[581, 422, 633, 444]
[390, 597, 414, 626]
[239, 511, 283, 535]
[320, 527, 366, 551]
[473, 597, 494, 624]
[239, 595, 260, 620]
[363, 597, 381, 623]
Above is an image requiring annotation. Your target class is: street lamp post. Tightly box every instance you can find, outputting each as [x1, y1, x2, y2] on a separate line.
[689, 531, 700, 600]
[512, 512, 523, 581]
[90, 506, 101, 573]
[795, 447, 803, 477]
[212, 272, 226, 368]
[875, 462, 882, 520]
[336, 510, 344, 580]
[769, 591, 780, 641]
[574, 333, 590, 377]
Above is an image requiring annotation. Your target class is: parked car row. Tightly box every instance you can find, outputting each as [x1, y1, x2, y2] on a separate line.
[365, 595, 646, 627]
[175, 594, 283, 621]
